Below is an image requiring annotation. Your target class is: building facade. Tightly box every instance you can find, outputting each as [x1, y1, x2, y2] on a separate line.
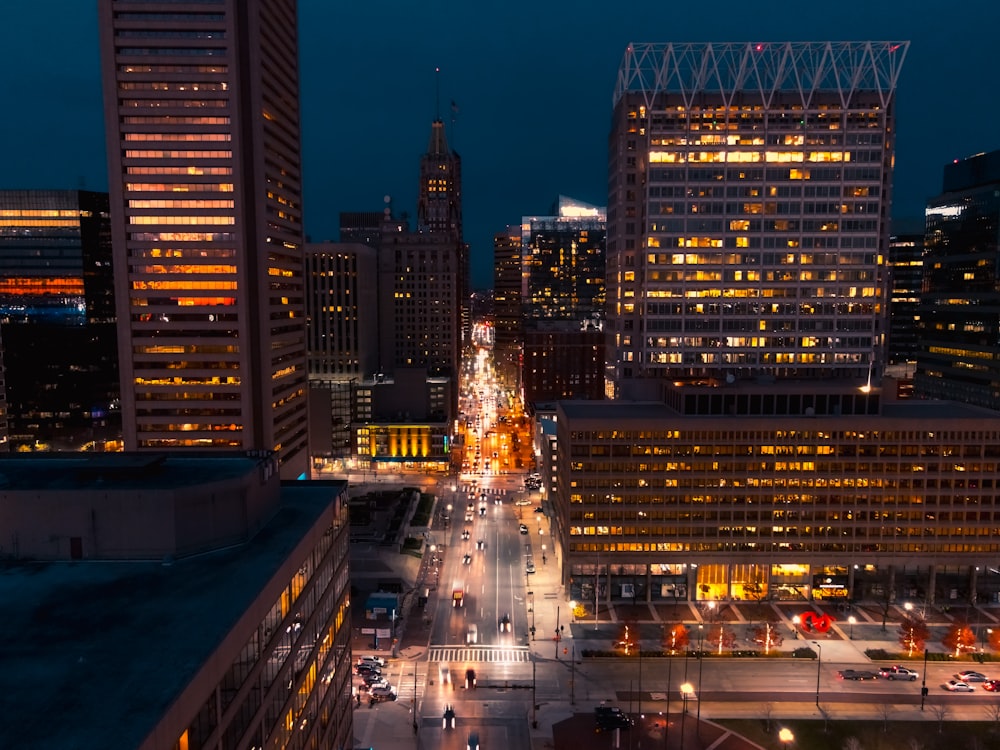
[98, 0, 308, 478]
[607, 41, 907, 388]
[887, 232, 924, 366]
[0, 189, 120, 449]
[915, 151, 1000, 410]
[492, 226, 522, 389]
[554, 394, 1000, 608]
[523, 320, 605, 404]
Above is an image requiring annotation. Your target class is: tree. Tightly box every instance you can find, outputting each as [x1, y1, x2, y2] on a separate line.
[751, 621, 785, 654]
[989, 627, 1000, 653]
[843, 737, 863, 750]
[615, 621, 638, 655]
[930, 704, 950, 733]
[942, 620, 977, 657]
[706, 623, 737, 655]
[662, 623, 689, 655]
[878, 703, 894, 733]
[760, 702, 775, 733]
[898, 615, 930, 657]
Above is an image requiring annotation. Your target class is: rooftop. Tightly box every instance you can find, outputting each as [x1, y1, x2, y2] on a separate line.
[0, 479, 345, 750]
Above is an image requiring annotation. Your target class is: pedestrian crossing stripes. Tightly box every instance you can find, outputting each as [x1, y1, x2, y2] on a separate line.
[460, 485, 507, 496]
[427, 645, 532, 663]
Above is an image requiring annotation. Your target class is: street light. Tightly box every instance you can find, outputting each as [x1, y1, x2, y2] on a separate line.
[848, 615, 856, 640]
[779, 727, 794, 750]
[812, 641, 822, 707]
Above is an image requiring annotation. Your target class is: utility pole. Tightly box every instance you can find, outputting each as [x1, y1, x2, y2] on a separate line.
[570, 643, 576, 704]
[555, 606, 561, 660]
[532, 658, 538, 728]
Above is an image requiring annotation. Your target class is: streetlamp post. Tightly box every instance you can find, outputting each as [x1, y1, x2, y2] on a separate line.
[779, 727, 794, 750]
[812, 641, 822, 707]
[555, 606, 561, 660]
[696, 626, 705, 736]
[921, 647, 929, 710]
[528, 590, 535, 640]
[679, 683, 694, 749]
[848, 615, 856, 640]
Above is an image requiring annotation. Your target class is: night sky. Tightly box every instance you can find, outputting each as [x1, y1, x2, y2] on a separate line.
[2, 2, 998, 289]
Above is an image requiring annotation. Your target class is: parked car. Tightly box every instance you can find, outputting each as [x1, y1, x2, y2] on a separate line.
[837, 669, 879, 680]
[362, 678, 390, 692]
[526, 560, 536, 574]
[877, 665, 919, 681]
[362, 672, 387, 686]
[946, 680, 975, 692]
[518, 524, 529, 535]
[356, 664, 381, 677]
[957, 670, 988, 682]
[358, 655, 386, 668]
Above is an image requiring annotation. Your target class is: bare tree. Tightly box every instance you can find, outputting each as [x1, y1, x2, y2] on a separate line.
[930, 704, 950, 733]
[760, 702, 774, 733]
[907, 738, 924, 750]
[878, 703, 894, 732]
[843, 737, 863, 750]
[983, 703, 1000, 726]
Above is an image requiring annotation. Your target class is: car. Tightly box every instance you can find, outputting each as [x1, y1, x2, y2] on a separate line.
[440, 665, 451, 684]
[465, 668, 477, 689]
[465, 511, 474, 522]
[370, 685, 397, 701]
[837, 669, 879, 680]
[362, 671, 387, 685]
[526, 560, 536, 574]
[443, 704, 457, 728]
[878, 665, 919, 681]
[476, 539, 485, 549]
[462, 529, 471, 541]
[363, 678, 390, 691]
[463, 553, 472, 565]
[479, 506, 486, 516]
[494, 496, 502, 505]
[498, 613, 512, 632]
[356, 664, 381, 677]
[467, 502, 474, 511]
[519, 524, 529, 535]
[358, 655, 386, 668]
[984, 679, 1000, 692]
[946, 680, 975, 692]
[958, 670, 988, 682]
[467, 731, 481, 750]
[534, 507, 545, 514]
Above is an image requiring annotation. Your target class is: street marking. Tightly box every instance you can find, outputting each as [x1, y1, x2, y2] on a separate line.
[427, 645, 532, 663]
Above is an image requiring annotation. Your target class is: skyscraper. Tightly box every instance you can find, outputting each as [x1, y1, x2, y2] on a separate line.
[607, 41, 908, 390]
[915, 150, 1000, 409]
[99, 0, 308, 478]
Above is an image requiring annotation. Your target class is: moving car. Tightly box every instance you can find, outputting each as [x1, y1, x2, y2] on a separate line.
[463, 553, 472, 565]
[356, 664, 381, 677]
[837, 669, 879, 680]
[946, 680, 975, 692]
[467, 624, 478, 644]
[957, 670, 988, 682]
[498, 613, 512, 633]
[877, 665, 919, 681]
[983, 679, 1000, 692]
[518, 524, 529, 535]
[440, 665, 451, 684]
[370, 685, 397, 701]
[362, 672, 388, 686]
[467, 731, 481, 750]
[526, 560, 536, 574]
[362, 678, 390, 691]
[465, 668, 477, 689]
[358, 655, 386, 668]
[462, 529, 471, 541]
[476, 539, 485, 549]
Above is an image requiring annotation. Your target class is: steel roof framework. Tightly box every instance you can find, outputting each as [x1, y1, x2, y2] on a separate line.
[614, 41, 910, 111]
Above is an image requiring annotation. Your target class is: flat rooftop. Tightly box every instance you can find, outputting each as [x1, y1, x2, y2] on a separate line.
[0, 479, 346, 750]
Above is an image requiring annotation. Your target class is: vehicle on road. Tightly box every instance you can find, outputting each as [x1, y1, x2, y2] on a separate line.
[518, 524, 529, 535]
[984, 679, 1000, 692]
[370, 686, 396, 701]
[526, 560, 536, 574]
[362, 672, 388, 686]
[498, 613, 512, 632]
[358, 655, 386, 668]
[476, 539, 485, 549]
[467, 731, 480, 750]
[462, 529, 471, 541]
[467, 624, 478, 644]
[957, 670, 988, 682]
[465, 511, 474, 522]
[465, 668, 477, 689]
[362, 678, 390, 691]
[463, 553, 472, 565]
[877, 665, 919, 681]
[534, 507, 544, 514]
[356, 664, 381, 677]
[479, 506, 486, 516]
[837, 669, 879, 680]
[945, 680, 975, 692]
[453, 587, 464, 608]
[440, 665, 451, 684]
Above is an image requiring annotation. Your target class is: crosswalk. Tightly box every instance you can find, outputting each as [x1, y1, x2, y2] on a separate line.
[460, 485, 507, 497]
[427, 644, 532, 663]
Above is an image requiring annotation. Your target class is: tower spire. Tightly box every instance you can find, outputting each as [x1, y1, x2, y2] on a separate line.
[435, 66, 441, 122]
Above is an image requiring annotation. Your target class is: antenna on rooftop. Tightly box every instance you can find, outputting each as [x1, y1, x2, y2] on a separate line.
[435, 66, 441, 121]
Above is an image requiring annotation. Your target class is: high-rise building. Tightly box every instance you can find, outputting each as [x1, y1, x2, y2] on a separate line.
[0, 189, 119, 449]
[523, 196, 606, 321]
[887, 232, 924, 365]
[607, 41, 908, 390]
[98, 0, 308, 478]
[492, 226, 522, 387]
[915, 150, 1000, 410]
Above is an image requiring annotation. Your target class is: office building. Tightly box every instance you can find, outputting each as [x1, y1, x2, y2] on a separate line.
[0, 452, 353, 749]
[607, 41, 908, 389]
[522, 319, 604, 403]
[553, 390, 1000, 607]
[915, 151, 1000, 410]
[887, 232, 924, 365]
[492, 226, 522, 388]
[98, 0, 308, 478]
[0, 189, 119, 449]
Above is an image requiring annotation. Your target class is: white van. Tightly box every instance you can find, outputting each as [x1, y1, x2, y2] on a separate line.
[466, 624, 478, 644]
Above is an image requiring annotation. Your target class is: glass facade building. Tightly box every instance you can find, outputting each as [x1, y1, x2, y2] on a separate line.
[98, 0, 308, 478]
[607, 42, 908, 386]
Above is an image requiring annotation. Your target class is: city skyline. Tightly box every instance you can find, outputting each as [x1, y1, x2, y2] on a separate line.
[3, 3, 1000, 289]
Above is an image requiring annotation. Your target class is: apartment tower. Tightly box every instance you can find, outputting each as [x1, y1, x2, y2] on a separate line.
[607, 41, 908, 391]
[99, 0, 308, 478]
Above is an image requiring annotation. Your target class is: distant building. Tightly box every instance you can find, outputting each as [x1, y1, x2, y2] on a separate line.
[887, 233, 924, 365]
[98, 0, 308, 478]
[0, 189, 119, 449]
[522, 319, 605, 403]
[915, 150, 1000, 409]
[607, 41, 907, 389]
[492, 226, 522, 388]
[0, 452, 353, 750]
